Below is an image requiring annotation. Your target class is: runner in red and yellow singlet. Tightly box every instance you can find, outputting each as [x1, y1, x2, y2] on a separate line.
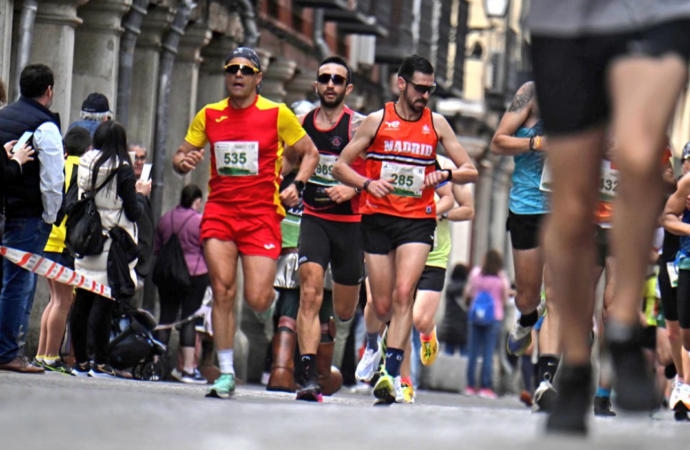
[333, 55, 478, 404]
[172, 47, 319, 399]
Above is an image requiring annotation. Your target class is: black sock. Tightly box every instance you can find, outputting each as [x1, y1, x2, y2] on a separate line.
[301, 354, 318, 383]
[519, 310, 539, 328]
[366, 332, 379, 350]
[538, 354, 560, 383]
[384, 348, 404, 377]
[276, 326, 294, 333]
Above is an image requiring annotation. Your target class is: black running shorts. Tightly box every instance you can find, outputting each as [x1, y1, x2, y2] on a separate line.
[531, 20, 690, 135]
[298, 214, 364, 286]
[417, 266, 447, 293]
[360, 213, 436, 255]
[658, 257, 679, 323]
[506, 211, 546, 251]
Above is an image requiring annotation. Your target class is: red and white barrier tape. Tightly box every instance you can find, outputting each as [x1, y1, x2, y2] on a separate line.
[0, 246, 113, 300]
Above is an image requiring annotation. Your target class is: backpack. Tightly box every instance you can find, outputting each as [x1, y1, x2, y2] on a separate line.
[152, 212, 194, 288]
[65, 169, 119, 258]
[55, 166, 79, 225]
[469, 290, 495, 326]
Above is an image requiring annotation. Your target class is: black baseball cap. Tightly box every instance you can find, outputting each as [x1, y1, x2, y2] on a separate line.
[81, 93, 111, 113]
[224, 47, 262, 72]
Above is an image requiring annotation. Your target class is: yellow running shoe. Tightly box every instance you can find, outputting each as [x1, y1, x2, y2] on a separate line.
[402, 381, 415, 404]
[420, 327, 439, 366]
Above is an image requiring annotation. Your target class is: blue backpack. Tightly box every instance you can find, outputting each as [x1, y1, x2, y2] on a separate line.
[469, 290, 495, 326]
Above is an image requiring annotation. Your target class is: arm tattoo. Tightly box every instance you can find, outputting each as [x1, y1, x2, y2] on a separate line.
[350, 112, 366, 140]
[507, 83, 534, 113]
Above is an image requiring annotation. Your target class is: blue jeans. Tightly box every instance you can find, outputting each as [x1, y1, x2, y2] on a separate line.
[0, 217, 51, 364]
[466, 321, 501, 389]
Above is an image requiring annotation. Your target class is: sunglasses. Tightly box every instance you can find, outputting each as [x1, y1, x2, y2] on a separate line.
[224, 63, 260, 76]
[404, 78, 437, 95]
[316, 73, 348, 86]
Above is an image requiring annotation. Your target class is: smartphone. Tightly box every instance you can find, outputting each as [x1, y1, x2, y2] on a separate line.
[12, 131, 33, 154]
[140, 163, 152, 181]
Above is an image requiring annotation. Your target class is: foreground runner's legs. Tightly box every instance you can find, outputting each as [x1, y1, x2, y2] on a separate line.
[414, 289, 442, 367]
[607, 55, 687, 411]
[542, 128, 605, 433]
[368, 244, 429, 404]
[205, 239, 277, 398]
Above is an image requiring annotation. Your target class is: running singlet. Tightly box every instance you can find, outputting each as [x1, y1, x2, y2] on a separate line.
[361, 102, 438, 219]
[301, 106, 366, 222]
[184, 95, 306, 217]
[509, 120, 549, 215]
[426, 193, 451, 269]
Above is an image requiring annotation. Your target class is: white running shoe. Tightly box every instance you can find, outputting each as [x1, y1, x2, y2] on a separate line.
[507, 299, 546, 356]
[356, 346, 381, 383]
[532, 379, 557, 413]
[670, 380, 683, 411]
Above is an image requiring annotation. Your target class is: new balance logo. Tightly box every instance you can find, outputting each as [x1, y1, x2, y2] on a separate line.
[264, 243, 276, 250]
[215, 116, 229, 123]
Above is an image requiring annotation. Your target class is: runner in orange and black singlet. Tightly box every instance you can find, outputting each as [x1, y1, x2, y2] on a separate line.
[333, 55, 478, 405]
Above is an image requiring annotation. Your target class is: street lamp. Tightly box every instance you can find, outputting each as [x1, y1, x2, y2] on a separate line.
[484, 0, 509, 18]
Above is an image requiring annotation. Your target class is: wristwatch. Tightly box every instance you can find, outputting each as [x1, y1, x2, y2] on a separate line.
[292, 180, 306, 193]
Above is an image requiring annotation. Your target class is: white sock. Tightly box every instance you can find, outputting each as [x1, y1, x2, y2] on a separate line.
[218, 349, 235, 375]
[44, 357, 58, 366]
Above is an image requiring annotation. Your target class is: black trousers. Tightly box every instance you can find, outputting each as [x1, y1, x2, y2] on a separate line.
[154, 274, 209, 348]
[71, 289, 115, 365]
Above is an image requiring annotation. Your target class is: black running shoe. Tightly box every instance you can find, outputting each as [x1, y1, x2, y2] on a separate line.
[296, 380, 323, 402]
[606, 324, 657, 412]
[88, 363, 118, 379]
[546, 363, 592, 436]
[44, 359, 76, 376]
[73, 362, 91, 378]
[593, 396, 616, 417]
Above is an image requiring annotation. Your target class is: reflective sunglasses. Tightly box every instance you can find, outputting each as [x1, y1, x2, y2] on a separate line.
[316, 73, 348, 86]
[404, 78, 437, 95]
[224, 63, 260, 76]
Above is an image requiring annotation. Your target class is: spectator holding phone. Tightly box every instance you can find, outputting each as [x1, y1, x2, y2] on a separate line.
[129, 143, 148, 179]
[0, 64, 65, 374]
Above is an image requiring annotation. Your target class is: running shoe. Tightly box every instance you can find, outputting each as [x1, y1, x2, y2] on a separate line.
[401, 381, 415, 404]
[670, 381, 683, 411]
[478, 388, 498, 399]
[206, 373, 236, 399]
[676, 384, 690, 412]
[43, 359, 76, 376]
[73, 362, 90, 378]
[519, 390, 533, 407]
[546, 363, 592, 436]
[373, 369, 404, 404]
[356, 346, 382, 383]
[532, 379, 557, 413]
[31, 358, 45, 369]
[296, 379, 323, 402]
[420, 327, 439, 366]
[507, 300, 545, 356]
[593, 396, 616, 417]
[179, 369, 208, 385]
[88, 363, 118, 379]
[464, 386, 477, 397]
[606, 325, 657, 411]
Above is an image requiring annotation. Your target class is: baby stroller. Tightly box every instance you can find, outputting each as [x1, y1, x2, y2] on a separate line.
[109, 301, 167, 381]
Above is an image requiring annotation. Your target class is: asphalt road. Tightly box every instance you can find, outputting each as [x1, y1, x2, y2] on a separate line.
[1, 372, 689, 450]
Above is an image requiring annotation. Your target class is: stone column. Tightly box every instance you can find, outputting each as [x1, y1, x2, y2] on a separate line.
[70, 0, 131, 123]
[127, 5, 173, 152]
[191, 33, 236, 190]
[29, 0, 89, 128]
[284, 68, 315, 107]
[0, 0, 13, 87]
[260, 56, 296, 103]
[161, 21, 211, 216]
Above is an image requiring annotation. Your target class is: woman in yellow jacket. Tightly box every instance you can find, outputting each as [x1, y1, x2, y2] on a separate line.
[34, 127, 91, 375]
